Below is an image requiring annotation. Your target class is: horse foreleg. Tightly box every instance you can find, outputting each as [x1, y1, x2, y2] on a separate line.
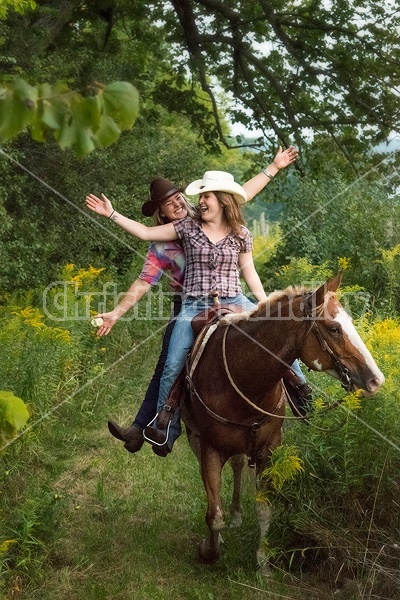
[199, 446, 225, 564]
[229, 454, 246, 528]
[255, 500, 272, 576]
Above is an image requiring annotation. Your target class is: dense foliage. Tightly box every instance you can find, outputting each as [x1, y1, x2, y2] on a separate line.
[2, 1, 400, 168]
[266, 319, 400, 595]
[261, 167, 400, 310]
[0, 0, 259, 290]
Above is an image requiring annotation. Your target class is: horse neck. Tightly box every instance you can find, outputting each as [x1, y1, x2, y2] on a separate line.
[234, 308, 306, 383]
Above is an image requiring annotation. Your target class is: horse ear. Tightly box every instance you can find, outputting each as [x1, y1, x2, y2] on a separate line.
[326, 271, 342, 293]
[305, 272, 342, 312]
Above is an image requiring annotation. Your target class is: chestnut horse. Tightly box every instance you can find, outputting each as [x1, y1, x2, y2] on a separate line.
[181, 274, 384, 569]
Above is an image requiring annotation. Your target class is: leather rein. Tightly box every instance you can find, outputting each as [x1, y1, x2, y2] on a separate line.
[186, 322, 286, 434]
[185, 322, 284, 458]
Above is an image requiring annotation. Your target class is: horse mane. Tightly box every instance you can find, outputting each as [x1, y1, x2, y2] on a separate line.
[219, 286, 309, 326]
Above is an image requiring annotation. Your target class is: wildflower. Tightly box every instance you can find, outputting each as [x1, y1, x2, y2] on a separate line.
[337, 257, 351, 271]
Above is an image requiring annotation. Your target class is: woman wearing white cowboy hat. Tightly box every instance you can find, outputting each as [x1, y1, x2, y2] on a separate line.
[86, 151, 308, 454]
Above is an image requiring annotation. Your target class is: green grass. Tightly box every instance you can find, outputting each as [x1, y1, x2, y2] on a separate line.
[0, 331, 329, 600]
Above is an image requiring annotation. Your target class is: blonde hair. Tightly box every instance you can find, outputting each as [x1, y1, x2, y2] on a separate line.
[152, 194, 195, 225]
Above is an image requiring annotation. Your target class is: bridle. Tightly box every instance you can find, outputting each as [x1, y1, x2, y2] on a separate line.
[187, 322, 303, 424]
[304, 298, 353, 392]
[306, 321, 353, 391]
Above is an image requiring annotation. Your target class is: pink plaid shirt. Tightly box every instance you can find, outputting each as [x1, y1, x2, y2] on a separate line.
[173, 217, 252, 297]
[139, 241, 185, 292]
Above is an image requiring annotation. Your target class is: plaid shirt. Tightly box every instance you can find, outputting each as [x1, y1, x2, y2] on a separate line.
[139, 241, 185, 292]
[173, 217, 252, 297]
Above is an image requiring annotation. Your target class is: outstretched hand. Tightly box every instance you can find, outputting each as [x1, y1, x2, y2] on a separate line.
[93, 311, 119, 336]
[86, 193, 114, 218]
[273, 146, 299, 170]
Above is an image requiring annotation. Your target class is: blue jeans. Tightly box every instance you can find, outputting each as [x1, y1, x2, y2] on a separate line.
[132, 299, 181, 430]
[290, 356, 306, 381]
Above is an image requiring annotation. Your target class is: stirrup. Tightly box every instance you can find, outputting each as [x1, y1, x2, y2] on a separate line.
[143, 414, 171, 447]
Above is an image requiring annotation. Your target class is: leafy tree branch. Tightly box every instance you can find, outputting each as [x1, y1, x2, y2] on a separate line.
[0, 79, 139, 156]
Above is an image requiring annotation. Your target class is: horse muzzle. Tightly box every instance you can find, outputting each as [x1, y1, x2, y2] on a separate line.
[328, 365, 385, 397]
[351, 370, 385, 397]
[358, 372, 385, 397]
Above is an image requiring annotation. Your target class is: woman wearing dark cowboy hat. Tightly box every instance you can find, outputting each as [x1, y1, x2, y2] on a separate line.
[93, 177, 193, 454]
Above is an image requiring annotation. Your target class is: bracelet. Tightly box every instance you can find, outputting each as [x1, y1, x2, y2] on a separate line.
[262, 168, 275, 179]
[109, 210, 115, 219]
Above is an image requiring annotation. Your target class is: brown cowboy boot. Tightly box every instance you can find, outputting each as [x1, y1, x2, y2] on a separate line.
[144, 370, 185, 450]
[152, 444, 171, 457]
[107, 420, 144, 453]
[157, 369, 185, 429]
[282, 370, 313, 417]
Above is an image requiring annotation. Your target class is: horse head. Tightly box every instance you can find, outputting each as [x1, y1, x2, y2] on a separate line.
[298, 273, 384, 396]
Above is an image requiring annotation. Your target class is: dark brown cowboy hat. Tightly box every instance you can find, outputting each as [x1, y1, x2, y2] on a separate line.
[141, 177, 182, 217]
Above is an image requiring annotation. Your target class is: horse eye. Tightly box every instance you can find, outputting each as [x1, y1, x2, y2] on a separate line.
[329, 325, 342, 336]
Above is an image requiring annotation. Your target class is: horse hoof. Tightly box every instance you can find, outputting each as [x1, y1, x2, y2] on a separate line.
[230, 512, 242, 528]
[198, 539, 220, 564]
[257, 551, 271, 577]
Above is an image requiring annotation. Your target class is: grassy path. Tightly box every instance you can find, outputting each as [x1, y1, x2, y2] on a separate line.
[3, 393, 329, 600]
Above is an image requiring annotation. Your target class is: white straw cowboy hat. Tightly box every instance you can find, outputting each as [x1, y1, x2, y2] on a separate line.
[185, 171, 247, 204]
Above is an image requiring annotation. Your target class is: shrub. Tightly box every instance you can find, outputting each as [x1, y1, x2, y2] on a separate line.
[267, 317, 400, 596]
[264, 171, 400, 302]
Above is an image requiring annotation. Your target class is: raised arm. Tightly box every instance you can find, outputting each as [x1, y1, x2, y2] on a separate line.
[238, 252, 268, 303]
[85, 193, 178, 242]
[242, 146, 298, 202]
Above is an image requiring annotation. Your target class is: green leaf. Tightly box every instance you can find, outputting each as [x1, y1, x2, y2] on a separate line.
[0, 78, 37, 141]
[13, 77, 38, 106]
[38, 81, 69, 98]
[40, 100, 66, 130]
[0, 88, 21, 139]
[92, 115, 121, 148]
[73, 95, 101, 130]
[102, 82, 139, 129]
[76, 128, 95, 157]
[30, 119, 45, 142]
[0, 390, 29, 444]
[56, 117, 77, 150]
[37, 84, 75, 132]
